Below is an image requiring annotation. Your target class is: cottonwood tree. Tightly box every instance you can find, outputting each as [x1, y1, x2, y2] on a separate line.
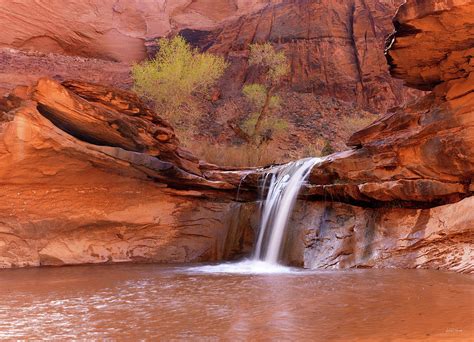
[241, 43, 290, 144]
[132, 36, 228, 126]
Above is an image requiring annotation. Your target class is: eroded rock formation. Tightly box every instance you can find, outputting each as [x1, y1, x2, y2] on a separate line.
[0, 49, 132, 97]
[0, 78, 253, 267]
[285, 197, 473, 273]
[0, 0, 472, 272]
[302, 0, 474, 207]
[0, 0, 273, 62]
[195, 0, 418, 112]
[0, 0, 420, 113]
[281, 0, 473, 271]
[386, 0, 474, 90]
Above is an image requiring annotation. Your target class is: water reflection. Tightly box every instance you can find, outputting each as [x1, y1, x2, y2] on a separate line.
[0, 264, 472, 340]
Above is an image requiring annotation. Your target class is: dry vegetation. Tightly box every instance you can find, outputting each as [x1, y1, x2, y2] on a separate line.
[132, 37, 380, 168]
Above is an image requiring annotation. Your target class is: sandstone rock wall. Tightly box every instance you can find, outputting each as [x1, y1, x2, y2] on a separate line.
[0, 0, 419, 113]
[291, 0, 474, 207]
[0, 0, 273, 62]
[283, 198, 473, 273]
[0, 182, 250, 268]
[386, 0, 474, 90]
[0, 79, 252, 268]
[0, 0, 472, 272]
[234, 0, 474, 273]
[279, 0, 474, 272]
[197, 0, 417, 112]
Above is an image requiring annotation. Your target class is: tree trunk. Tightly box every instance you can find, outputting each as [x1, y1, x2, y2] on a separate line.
[253, 86, 274, 144]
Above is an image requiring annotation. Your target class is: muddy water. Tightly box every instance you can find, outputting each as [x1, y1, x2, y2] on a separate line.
[0, 264, 473, 341]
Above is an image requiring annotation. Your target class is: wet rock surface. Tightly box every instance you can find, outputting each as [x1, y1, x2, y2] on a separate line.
[284, 198, 473, 273]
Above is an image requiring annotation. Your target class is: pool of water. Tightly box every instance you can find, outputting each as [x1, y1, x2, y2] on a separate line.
[0, 262, 472, 340]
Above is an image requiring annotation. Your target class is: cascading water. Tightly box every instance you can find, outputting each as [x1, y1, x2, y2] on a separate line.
[192, 157, 321, 274]
[253, 157, 321, 264]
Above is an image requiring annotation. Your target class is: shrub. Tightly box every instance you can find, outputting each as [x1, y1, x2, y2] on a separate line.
[321, 140, 335, 156]
[184, 140, 283, 167]
[343, 115, 378, 134]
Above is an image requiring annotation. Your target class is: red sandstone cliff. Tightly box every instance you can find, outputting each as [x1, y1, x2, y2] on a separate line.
[0, 0, 273, 62]
[0, 0, 472, 272]
[0, 0, 418, 113]
[190, 0, 417, 112]
[0, 78, 253, 267]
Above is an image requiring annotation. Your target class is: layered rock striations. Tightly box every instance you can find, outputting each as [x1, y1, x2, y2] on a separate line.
[386, 0, 474, 90]
[0, 78, 253, 267]
[190, 0, 418, 112]
[0, 0, 419, 113]
[283, 0, 474, 272]
[284, 197, 473, 273]
[0, 49, 132, 97]
[0, 0, 274, 62]
[301, 0, 474, 207]
[0, 0, 472, 272]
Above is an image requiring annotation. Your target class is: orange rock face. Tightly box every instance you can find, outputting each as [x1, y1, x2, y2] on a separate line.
[386, 0, 474, 90]
[0, 0, 472, 272]
[0, 49, 132, 97]
[285, 198, 473, 273]
[184, 0, 420, 112]
[300, 0, 474, 207]
[0, 0, 272, 62]
[0, 79, 252, 267]
[277, 0, 473, 272]
[0, 0, 421, 113]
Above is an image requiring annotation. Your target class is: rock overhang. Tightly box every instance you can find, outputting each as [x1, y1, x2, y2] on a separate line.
[385, 0, 474, 90]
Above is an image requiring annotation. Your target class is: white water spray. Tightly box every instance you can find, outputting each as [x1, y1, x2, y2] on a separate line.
[254, 157, 321, 264]
[190, 157, 321, 274]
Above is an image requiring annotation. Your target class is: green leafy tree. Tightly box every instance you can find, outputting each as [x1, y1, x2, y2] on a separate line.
[241, 43, 290, 143]
[132, 36, 228, 125]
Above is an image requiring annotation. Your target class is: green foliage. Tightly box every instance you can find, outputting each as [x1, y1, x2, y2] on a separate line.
[242, 84, 266, 108]
[248, 43, 290, 86]
[131, 36, 228, 125]
[240, 112, 288, 139]
[243, 84, 281, 112]
[321, 140, 335, 156]
[241, 43, 289, 144]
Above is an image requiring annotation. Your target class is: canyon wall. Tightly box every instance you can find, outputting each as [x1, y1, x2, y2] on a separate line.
[0, 79, 253, 267]
[0, 0, 274, 62]
[278, 0, 474, 272]
[0, 0, 472, 272]
[195, 0, 416, 112]
[260, 198, 473, 273]
[0, 0, 418, 113]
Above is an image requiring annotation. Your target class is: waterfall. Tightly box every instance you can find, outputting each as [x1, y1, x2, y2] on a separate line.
[191, 157, 321, 274]
[253, 157, 321, 264]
